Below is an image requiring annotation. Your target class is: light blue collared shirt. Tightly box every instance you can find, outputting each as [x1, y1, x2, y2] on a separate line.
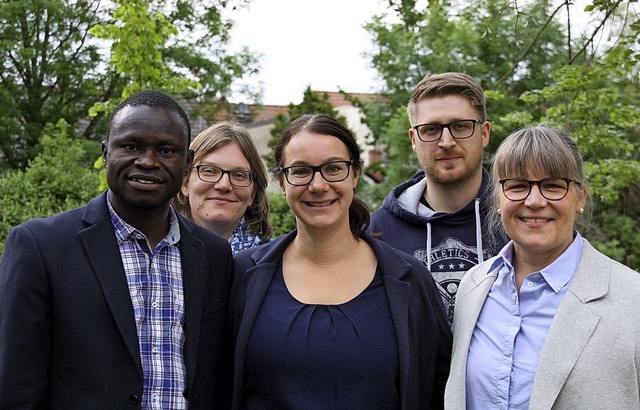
[466, 233, 583, 410]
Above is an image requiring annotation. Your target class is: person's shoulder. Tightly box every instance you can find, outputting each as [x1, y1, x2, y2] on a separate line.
[178, 215, 230, 250]
[370, 204, 390, 218]
[582, 240, 639, 281]
[18, 202, 89, 234]
[234, 234, 286, 263]
[233, 243, 261, 263]
[367, 234, 427, 274]
[599, 253, 640, 289]
[374, 171, 425, 211]
[462, 256, 499, 282]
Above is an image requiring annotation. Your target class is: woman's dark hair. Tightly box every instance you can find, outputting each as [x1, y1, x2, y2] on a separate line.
[272, 113, 369, 238]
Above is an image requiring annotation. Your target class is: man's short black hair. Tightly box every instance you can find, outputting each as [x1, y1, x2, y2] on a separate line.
[106, 90, 191, 143]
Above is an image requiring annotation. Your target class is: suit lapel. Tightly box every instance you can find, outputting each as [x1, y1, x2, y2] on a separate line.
[238, 232, 298, 345]
[178, 220, 205, 394]
[382, 269, 411, 404]
[80, 193, 141, 372]
[236, 262, 278, 359]
[530, 241, 608, 408]
[450, 263, 500, 405]
[529, 293, 599, 408]
[365, 235, 414, 406]
[456, 263, 500, 339]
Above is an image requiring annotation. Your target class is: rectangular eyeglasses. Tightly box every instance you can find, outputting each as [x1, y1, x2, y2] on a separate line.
[413, 119, 482, 142]
[193, 165, 255, 187]
[279, 160, 354, 186]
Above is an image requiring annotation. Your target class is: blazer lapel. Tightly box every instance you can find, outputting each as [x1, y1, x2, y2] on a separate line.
[178, 220, 205, 394]
[529, 294, 599, 409]
[449, 263, 501, 406]
[382, 267, 411, 405]
[236, 229, 298, 348]
[530, 241, 608, 409]
[80, 193, 141, 372]
[236, 261, 279, 354]
[455, 263, 501, 341]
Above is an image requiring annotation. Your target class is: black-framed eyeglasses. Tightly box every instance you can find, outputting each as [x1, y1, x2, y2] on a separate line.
[499, 178, 579, 202]
[193, 165, 255, 187]
[279, 160, 354, 186]
[412, 119, 483, 142]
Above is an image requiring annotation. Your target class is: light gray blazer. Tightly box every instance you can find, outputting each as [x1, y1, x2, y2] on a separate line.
[445, 239, 640, 409]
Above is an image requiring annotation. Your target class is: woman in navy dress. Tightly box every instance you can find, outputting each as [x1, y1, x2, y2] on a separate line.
[230, 113, 452, 409]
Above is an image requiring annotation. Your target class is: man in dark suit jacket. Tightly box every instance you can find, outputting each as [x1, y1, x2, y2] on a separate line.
[0, 90, 233, 408]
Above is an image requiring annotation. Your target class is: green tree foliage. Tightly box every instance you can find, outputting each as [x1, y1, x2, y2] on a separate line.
[362, 0, 639, 268]
[89, 0, 198, 191]
[264, 87, 349, 170]
[0, 119, 99, 254]
[0, 0, 106, 170]
[360, 0, 571, 193]
[91, 0, 261, 190]
[0, 0, 259, 171]
[509, 41, 640, 268]
[268, 192, 296, 238]
[88, 0, 197, 103]
[88, 0, 259, 116]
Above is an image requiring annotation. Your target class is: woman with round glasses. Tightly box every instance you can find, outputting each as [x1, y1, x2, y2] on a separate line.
[174, 121, 272, 253]
[230, 113, 452, 409]
[445, 126, 640, 409]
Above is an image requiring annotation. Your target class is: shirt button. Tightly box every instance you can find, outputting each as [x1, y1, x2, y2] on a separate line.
[527, 282, 534, 287]
[152, 347, 159, 353]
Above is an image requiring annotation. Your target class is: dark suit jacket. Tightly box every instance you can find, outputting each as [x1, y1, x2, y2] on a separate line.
[0, 191, 233, 409]
[230, 230, 452, 410]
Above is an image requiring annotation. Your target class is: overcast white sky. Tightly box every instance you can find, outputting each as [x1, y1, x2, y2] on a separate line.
[224, 0, 595, 106]
[225, 0, 389, 105]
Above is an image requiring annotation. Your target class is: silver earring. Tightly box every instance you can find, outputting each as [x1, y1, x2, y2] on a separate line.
[497, 209, 501, 214]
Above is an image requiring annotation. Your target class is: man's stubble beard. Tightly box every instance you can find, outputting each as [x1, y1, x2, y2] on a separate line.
[421, 150, 483, 191]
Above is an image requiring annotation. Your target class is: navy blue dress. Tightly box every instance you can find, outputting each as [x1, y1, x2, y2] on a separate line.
[243, 263, 400, 409]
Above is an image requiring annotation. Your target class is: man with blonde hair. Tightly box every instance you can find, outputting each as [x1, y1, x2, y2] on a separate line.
[370, 72, 508, 325]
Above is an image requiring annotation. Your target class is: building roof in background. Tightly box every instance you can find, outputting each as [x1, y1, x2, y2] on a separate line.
[212, 91, 379, 126]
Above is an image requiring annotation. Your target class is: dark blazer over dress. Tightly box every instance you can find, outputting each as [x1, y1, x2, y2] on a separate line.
[230, 230, 452, 410]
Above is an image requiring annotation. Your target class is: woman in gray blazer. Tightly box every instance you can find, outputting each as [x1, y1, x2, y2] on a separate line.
[445, 126, 640, 409]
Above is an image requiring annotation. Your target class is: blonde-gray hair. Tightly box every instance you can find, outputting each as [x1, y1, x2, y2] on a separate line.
[488, 125, 590, 242]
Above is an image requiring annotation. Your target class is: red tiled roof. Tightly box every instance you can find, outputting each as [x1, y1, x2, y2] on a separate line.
[250, 105, 289, 123]
[319, 91, 380, 107]
[212, 91, 380, 124]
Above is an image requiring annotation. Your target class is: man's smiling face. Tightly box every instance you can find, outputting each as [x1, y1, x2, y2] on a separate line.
[102, 104, 191, 213]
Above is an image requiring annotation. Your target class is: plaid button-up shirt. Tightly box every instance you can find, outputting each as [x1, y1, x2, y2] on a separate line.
[108, 194, 187, 409]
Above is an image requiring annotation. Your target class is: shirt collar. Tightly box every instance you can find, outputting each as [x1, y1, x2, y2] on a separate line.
[488, 241, 514, 272]
[539, 233, 583, 293]
[488, 233, 584, 293]
[106, 190, 181, 246]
